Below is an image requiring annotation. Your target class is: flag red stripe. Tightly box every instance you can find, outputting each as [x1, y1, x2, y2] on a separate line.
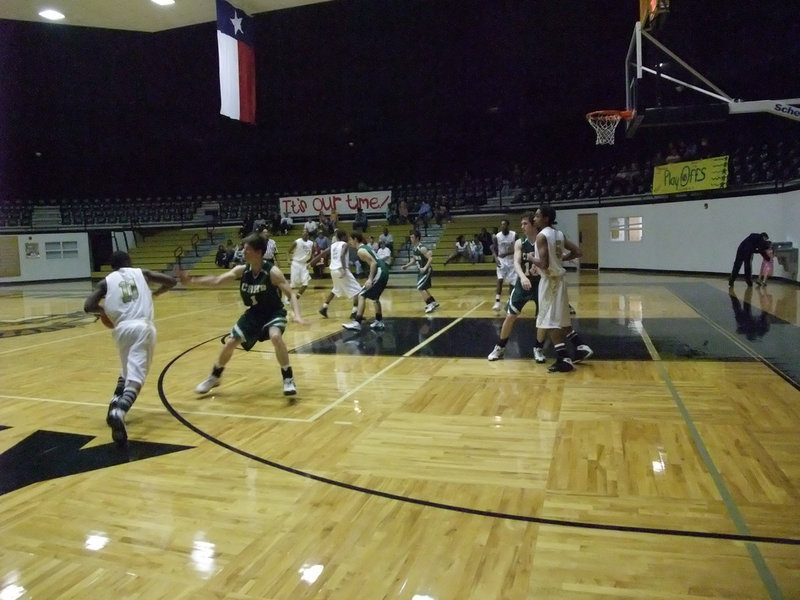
[237, 41, 256, 124]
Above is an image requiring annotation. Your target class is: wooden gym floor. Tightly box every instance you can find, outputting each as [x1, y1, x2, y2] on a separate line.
[1, 271, 799, 599]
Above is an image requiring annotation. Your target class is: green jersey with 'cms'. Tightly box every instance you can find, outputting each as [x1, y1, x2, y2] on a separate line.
[519, 236, 536, 277]
[239, 262, 282, 314]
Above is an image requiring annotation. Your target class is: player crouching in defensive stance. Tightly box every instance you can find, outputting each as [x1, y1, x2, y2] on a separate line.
[84, 251, 177, 447]
[177, 233, 307, 396]
[342, 230, 390, 331]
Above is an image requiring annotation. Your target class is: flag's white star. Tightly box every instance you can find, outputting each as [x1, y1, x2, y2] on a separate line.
[231, 11, 243, 35]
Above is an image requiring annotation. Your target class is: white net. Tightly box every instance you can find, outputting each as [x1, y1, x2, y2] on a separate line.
[587, 112, 622, 145]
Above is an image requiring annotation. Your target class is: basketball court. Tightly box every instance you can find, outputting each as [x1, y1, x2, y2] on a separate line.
[2, 1, 800, 599]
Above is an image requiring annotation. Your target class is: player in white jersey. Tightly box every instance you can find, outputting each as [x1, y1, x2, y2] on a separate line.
[311, 229, 360, 318]
[288, 230, 314, 298]
[531, 205, 593, 372]
[84, 251, 176, 446]
[492, 219, 518, 310]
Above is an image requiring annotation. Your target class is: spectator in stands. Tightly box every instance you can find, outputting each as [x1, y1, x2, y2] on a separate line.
[313, 230, 330, 278]
[443, 235, 471, 265]
[368, 236, 379, 251]
[416, 199, 433, 228]
[376, 240, 392, 266]
[215, 244, 228, 268]
[330, 209, 339, 230]
[232, 242, 245, 265]
[378, 226, 394, 256]
[468, 234, 484, 263]
[252, 213, 267, 232]
[398, 200, 409, 224]
[665, 143, 682, 164]
[280, 211, 293, 235]
[435, 202, 453, 226]
[304, 216, 318, 236]
[698, 136, 714, 158]
[224, 239, 235, 267]
[478, 227, 493, 257]
[353, 207, 368, 231]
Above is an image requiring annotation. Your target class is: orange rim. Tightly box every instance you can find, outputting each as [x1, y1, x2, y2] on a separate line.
[586, 109, 634, 121]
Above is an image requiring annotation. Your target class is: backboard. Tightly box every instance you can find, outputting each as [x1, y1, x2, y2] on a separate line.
[623, 3, 800, 138]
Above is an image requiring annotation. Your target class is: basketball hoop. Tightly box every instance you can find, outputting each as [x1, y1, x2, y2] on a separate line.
[586, 110, 634, 145]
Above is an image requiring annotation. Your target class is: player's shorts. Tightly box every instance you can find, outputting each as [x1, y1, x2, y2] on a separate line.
[416, 268, 433, 291]
[360, 266, 389, 301]
[290, 260, 312, 288]
[233, 306, 287, 351]
[331, 268, 362, 298]
[496, 262, 518, 285]
[506, 276, 540, 316]
[536, 275, 571, 329]
[113, 319, 156, 385]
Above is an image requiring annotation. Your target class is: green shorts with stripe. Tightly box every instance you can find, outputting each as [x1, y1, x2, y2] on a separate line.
[360, 266, 389, 301]
[506, 276, 540, 316]
[416, 268, 433, 291]
[232, 306, 288, 351]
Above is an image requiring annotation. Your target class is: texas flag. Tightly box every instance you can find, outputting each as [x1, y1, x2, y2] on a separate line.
[217, 0, 256, 123]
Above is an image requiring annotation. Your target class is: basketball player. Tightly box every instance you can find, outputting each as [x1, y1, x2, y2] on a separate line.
[342, 231, 390, 331]
[312, 229, 360, 319]
[83, 251, 177, 447]
[287, 229, 314, 299]
[177, 233, 306, 396]
[492, 219, 517, 310]
[401, 229, 439, 313]
[531, 205, 593, 372]
[488, 212, 545, 362]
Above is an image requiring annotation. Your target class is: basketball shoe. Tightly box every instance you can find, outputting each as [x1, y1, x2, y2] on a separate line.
[547, 358, 575, 373]
[283, 377, 297, 396]
[487, 345, 505, 361]
[106, 406, 127, 447]
[196, 375, 221, 394]
[574, 344, 593, 363]
[424, 301, 440, 314]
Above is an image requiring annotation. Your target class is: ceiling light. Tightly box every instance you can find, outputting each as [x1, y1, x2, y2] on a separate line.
[151, 0, 176, 5]
[38, 9, 65, 21]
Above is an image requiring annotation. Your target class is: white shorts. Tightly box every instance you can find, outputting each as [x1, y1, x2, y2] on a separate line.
[330, 268, 362, 298]
[113, 319, 156, 385]
[536, 275, 571, 329]
[496, 262, 518, 285]
[290, 261, 311, 288]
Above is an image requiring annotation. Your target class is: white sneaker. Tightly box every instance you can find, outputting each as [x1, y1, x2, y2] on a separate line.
[533, 347, 546, 363]
[492, 301, 501, 311]
[369, 320, 385, 330]
[574, 344, 593, 363]
[487, 344, 505, 361]
[283, 377, 297, 396]
[195, 374, 221, 394]
[342, 320, 362, 331]
[424, 301, 440, 314]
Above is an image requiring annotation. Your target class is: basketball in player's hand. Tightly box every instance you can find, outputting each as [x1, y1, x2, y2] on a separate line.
[98, 311, 114, 329]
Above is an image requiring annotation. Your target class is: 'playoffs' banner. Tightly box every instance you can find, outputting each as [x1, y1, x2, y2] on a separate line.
[279, 191, 391, 218]
[652, 156, 728, 195]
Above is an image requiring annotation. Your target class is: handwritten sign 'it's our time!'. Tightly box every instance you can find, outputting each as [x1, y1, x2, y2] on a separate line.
[652, 156, 729, 195]
[279, 191, 392, 218]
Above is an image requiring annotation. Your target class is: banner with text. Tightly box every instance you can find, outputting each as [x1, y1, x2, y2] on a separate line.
[652, 155, 729, 195]
[279, 190, 392, 219]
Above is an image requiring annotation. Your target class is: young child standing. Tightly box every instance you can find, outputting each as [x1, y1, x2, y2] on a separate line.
[756, 242, 774, 286]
